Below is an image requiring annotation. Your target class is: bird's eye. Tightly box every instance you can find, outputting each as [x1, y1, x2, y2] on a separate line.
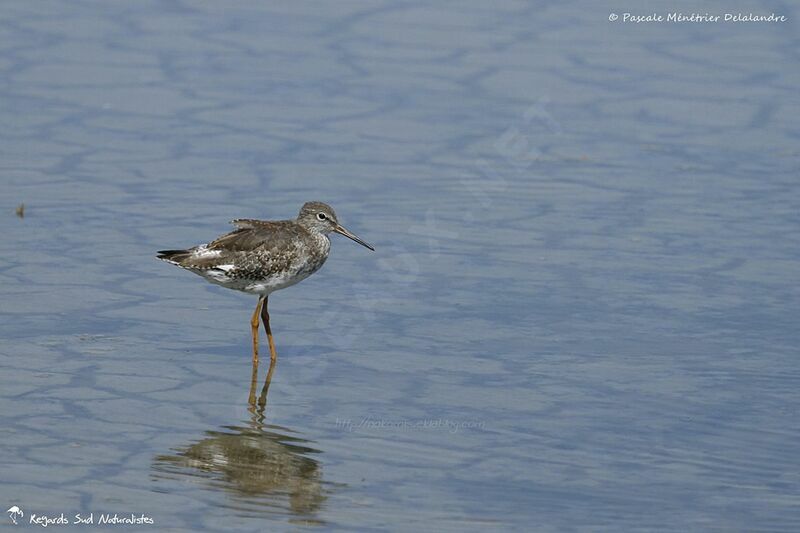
[317, 213, 327, 220]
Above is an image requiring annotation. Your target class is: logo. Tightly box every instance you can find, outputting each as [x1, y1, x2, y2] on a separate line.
[6, 506, 23, 525]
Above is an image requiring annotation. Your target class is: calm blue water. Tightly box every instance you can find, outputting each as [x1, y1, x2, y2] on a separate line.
[1, 1, 799, 531]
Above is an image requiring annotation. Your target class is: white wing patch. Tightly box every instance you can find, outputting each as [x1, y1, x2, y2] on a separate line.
[191, 244, 222, 259]
[203, 265, 235, 283]
[230, 219, 260, 229]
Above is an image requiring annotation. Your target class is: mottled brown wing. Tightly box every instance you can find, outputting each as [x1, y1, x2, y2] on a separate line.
[163, 219, 309, 277]
[230, 218, 276, 229]
[209, 220, 293, 253]
[204, 221, 310, 278]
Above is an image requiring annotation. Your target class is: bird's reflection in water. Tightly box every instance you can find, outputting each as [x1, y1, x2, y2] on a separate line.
[153, 359, 332, 522]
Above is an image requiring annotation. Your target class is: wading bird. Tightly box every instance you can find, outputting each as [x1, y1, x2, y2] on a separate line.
[157, 202, 373, 402]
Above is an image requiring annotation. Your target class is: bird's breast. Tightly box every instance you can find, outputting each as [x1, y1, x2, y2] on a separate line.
[296, 232, 330, 275]
[251, 232, 329, 293]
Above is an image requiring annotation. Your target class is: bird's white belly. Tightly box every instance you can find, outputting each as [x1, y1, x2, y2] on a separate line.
[243, 268, 315, 295]
[196, 254, 327, 296]
[195, 266, 315, 295]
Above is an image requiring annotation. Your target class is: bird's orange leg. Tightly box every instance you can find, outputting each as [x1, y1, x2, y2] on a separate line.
[250, 296, 265, 365]
[248, 296, 265, 406]
[258, 296, 278, 408]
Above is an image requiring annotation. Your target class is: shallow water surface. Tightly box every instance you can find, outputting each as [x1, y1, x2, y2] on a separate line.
[1, 1, 799, 531]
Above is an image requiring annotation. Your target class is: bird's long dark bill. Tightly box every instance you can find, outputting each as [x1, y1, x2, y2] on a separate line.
[334, 224, 374, 251]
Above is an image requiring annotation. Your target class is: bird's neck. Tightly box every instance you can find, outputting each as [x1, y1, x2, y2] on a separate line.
[309, 231, 331, 257]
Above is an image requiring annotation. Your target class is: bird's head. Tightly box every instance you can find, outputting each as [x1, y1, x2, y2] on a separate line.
[297, 201, 374, 251]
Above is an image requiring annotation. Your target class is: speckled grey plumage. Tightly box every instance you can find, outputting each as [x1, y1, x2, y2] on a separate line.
[157, 202, 372, 296]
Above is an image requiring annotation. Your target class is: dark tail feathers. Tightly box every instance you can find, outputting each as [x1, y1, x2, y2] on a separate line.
[157, 249, 190, 263]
